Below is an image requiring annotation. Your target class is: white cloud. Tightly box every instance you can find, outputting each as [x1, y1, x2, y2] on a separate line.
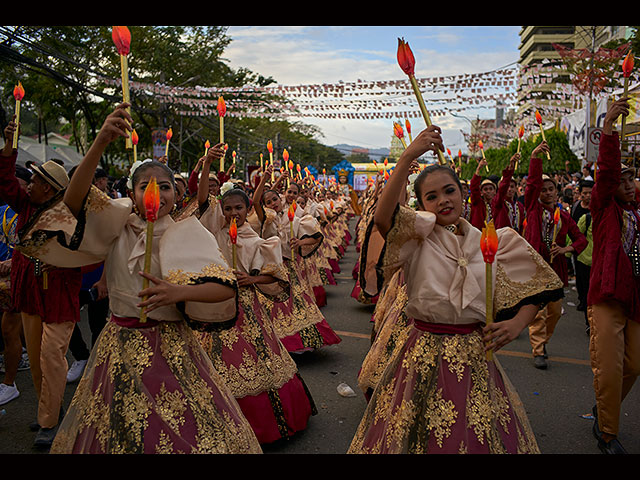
[223, 26, 519, 151]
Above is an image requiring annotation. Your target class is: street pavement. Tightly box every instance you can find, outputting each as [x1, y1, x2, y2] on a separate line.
[1, 217, 638, 455]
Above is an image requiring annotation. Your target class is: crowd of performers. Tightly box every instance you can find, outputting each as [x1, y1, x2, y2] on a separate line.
[0, 102, 353, 453]
[0, 97, 638, 455]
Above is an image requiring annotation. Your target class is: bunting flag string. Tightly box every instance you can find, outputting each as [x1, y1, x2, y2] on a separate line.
[100, 60, 637, 125]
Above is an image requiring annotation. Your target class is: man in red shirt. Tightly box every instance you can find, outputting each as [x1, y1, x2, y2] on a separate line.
[524, 141, 587, 370]
[469, 158, 496, 230]
[492, 153, 525, 234]
[587, 97, 639, 454]
[0, 119, 81, 448]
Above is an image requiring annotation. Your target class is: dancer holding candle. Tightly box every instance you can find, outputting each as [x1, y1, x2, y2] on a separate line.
[252, 165, 341, 353]
[587, 97, 640, 454]
[16, 104, 261, 454]
[348, 124, 563, 454]
[523, 141, 587, 369]
[195, 168, 317, 444]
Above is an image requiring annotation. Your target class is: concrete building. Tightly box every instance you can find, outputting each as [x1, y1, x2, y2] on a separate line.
[517, 26, 633, 121]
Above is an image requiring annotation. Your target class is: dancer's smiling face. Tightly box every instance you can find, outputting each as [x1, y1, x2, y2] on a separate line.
[416, 168, 463, 226]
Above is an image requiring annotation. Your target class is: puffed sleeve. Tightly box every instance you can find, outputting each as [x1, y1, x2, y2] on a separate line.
[493, 227, 564, 321]
[295, 214, 324, 258]
[377, 204, 436, 286]
[17, 185, 131, 267]
[357, 217, 386, 298]
[260, 207, 278, 239]
[196, 195, 226, 236]
[159, 216, 238, 330]
[250, 235, 290, 300]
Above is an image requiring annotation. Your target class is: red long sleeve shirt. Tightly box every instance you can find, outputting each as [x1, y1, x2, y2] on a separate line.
[524, 155, 587, 286]
[0, 151, 80, 323]
[469, 173, 489, 230]
[492, 167, 525, 233]
[587, 132, 640, 321]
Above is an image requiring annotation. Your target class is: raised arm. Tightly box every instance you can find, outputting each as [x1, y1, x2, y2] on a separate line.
[0, 117, 30, 214]
[252, 163, 273, 223]
[64, 104, 132, 217]
[374, 125, 443, 237]
[469, 160, 486, 207]
[591, 98, 629, 210]
[524, 141, 549, 213]
[494, 153, 518, 208]
[197, 143, 226, 207]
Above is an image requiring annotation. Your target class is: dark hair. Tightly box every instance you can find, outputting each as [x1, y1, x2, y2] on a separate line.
[221, 186, 251, 208]
[579, 179, 594, 191]
[131, 160, 175, 191]
[15, 165, 32, 183]
[260, 189, 280, 206]
[287, 182, 300, 193]
[413, 164, 462, 209]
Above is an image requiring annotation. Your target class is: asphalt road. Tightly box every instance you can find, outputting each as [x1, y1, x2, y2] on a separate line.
[1, 216, 638, 455]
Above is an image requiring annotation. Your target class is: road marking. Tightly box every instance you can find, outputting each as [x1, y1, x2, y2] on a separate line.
[335, 330, 370, 340]
[335, 330, 592, 366]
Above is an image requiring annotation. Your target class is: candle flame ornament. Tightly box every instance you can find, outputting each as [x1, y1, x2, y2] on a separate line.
[204, 140, 210, 156]
[12, 82, 25, 149]
[112, 26, 133, 150]
[396, 37, 446, 165]
[217, 96, 226, 171]
[229, 216, 238, 269]
[140, 176, 160, 322]
[393, 121, 407, 149]
[478, 140, 489, 172]
[288, 200, 297, 260]
[622, 51, 635, 77]
[165, 127, 172, 158]
[516, 125, 525, 167]
[621, 51, 635, 150]
[550, 206, 561, 263]
[131, 129, 139, 163]
[405, 118, 412, 142]
[480, 219, 499, 361]
[111, 26, 131, 55]
[267, 140, 274, 182]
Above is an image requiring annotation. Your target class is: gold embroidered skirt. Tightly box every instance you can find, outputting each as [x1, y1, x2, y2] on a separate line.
[349, 321, 539, 454]
[51, 318, 262, 454]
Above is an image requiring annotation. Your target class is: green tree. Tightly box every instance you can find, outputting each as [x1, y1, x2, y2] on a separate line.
[459, 127, 579, 180]
[0, 26, 335, 178]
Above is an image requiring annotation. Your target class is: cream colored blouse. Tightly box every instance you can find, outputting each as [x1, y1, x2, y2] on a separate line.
[17, 186, 237, 324]
[377, 205, 563, 325]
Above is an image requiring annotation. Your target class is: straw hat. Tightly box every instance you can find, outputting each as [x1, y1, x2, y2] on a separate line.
[31, 160, 69, 191]
[480, 178, 496, 188]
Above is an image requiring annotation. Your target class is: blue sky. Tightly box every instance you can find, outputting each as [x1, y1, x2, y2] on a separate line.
[224, 26, 522, 153]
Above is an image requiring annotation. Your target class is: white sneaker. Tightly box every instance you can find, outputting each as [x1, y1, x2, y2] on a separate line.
[66, 359, 88, 383]
[0, 382, 20, 405]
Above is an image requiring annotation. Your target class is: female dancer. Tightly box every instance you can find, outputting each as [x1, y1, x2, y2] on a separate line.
[18, 104, 261, 454]
[252, 165, 341, 353]
[348, 125, 564, 454]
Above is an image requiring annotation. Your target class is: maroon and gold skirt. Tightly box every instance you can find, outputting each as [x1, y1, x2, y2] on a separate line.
[349, 320, 539, 454]
[51, 316, 262, 454]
